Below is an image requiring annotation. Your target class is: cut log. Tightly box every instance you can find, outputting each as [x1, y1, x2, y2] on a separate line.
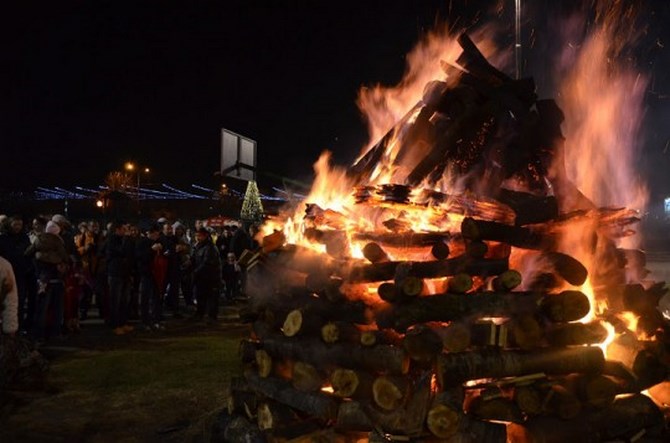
[348, 255, 508, 282]
[544, 384, 582, 420]
[467, 396, 524, 423]
[606, 333, 668, 390]
[568, 374, 619, 408]
[245, 371, 340, 421]
[426, 403, 507, 441]
[263, 244, 339, 276]
[352, 231, 451, 248]
[359, 329, 401, 347]
[509, 394, 664, 443]
[496, 188, 559, 226]
[292, 361, 325, 392]
[257, 401, 298, 431]
[541, 251, 588, 286]
[320, 321, 360, 345]
[431, 241, 451, 260]
[377, 282, 400, 303]
[436, 321, 472, 352]
[372, 376, 409, 411]
[545, 321, 609, 347]
[436, 346, 605, 388]
[255, 349, 273, 378]
[260, 336, 409, 375]
[603, 283, 667, 315]
[330, 368, 374, 399]
[510, 314, 543, 350]
[361, 242, 389, 264]
[282, 309, 323, 337]
[447, 273, 473, 293]
[514, 385, 543, 415]
[335, 372, 432, 436]
[376, 290, 590, 331]
[492, 269, 522, 291]
[461, 217, 556, 250]
[255, 292, 371, 326]
[465, 240, 488, 259]
[402, 325, 444, 364]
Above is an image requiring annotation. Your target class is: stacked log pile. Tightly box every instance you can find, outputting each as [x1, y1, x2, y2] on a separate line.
[219, 34, 670, 443]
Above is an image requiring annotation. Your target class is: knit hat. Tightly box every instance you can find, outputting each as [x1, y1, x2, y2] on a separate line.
[46, 221, 61, 235]
[172, 221, 185, 231]
[157, 217, 168, 224]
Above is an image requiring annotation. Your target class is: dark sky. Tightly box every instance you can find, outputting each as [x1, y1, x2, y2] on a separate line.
[2, 1, 669, 196]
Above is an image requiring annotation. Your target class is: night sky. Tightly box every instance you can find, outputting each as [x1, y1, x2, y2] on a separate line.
[2, 1, 669, 197]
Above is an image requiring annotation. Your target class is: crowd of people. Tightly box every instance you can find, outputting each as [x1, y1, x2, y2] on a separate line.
[0, 213, 260, 343]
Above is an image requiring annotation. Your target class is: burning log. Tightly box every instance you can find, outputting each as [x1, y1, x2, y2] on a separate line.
[436, 346, 605, 388]
[492, 269, 522, 291]
[259, 336, 410, 375]
[508, 394, 664, 443]
[263, 244, 339, 276]
[603, 283, 668, 315]
[245, 370, 339, 421]
[436, 321, 472, 352]
[376, 290, 591, 331]
[431, 240, 451, 260]
[465, 240, 488, 259]
[361, 242, 389, 264]
[352, 231, 451, 248]
[606, 332, 668, 390]
[348, 255, 508, 282]
[359, 329, 401, 347]
[496, 189, 559, 226]
[461, 217, 556, 250]
[544, 321, 609, 347]
[447, 273, 474, 293]
[540, 251, 588, 286]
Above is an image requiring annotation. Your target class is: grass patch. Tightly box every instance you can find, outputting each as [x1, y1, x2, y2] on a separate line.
[2, 327, 245, 443]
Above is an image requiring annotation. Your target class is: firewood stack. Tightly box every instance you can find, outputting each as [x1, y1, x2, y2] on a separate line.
[221, 34, 670, 443]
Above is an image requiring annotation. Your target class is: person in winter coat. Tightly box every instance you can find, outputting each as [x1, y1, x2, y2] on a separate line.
[135, 225, 164, 330]
[0, 256, 18, 336]
[106, 221, 134, 335]
[191, 228, 221, 323]
[25, 221, 69, 342]
[0, 215, 33, 332]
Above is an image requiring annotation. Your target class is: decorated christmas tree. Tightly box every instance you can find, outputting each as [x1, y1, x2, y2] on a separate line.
[240, 180, 264, 222]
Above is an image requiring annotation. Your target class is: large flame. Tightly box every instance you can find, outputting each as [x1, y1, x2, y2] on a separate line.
[262, 1, 651, 355]
[552, 0, 649, 353]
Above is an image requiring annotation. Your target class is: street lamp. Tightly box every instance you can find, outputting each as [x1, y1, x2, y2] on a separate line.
[125, 162, 151, 216]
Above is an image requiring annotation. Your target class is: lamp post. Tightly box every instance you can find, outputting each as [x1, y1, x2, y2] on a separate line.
[125, 162, 150, 216]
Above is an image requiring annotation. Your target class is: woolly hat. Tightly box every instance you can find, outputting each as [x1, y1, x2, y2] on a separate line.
[46, 221, 61, 235]
[157, 217, 168, 224]
[172, 221, 185, 231]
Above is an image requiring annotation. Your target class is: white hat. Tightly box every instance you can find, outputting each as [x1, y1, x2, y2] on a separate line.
[157, 217, 168, 224]
[46, 221, 61, 235]
[52, 214, 70, 226]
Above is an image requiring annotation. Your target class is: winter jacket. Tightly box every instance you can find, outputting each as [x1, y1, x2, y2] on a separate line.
[192, 239, 221, 285]
[0, 257, 18, 334]
[25, 233, 68, 265]
[0, 232, 32, 278]
[106, 234, 133, 279]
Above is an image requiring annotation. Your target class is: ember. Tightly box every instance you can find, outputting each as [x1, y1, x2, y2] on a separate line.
[226, 7, 668, 443]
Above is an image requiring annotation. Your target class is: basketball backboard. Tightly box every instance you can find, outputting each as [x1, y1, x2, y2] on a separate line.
[221, 128, 257, 181]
